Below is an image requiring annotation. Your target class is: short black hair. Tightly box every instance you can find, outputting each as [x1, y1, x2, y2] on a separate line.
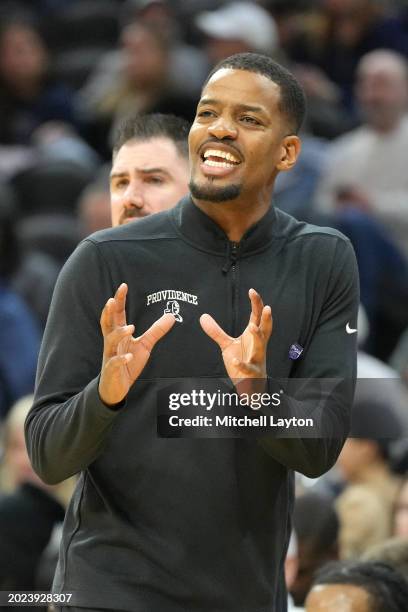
[112, 113, 190, 160]
[312, 561, 408, 612]
[363, 538, 408, 582]
[294, 493, 339, 554]
[204, 52, 306, 134]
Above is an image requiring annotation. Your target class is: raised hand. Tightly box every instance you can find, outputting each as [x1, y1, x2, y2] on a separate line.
[99, 283, 175, 406]
[200, 288, 273, 383]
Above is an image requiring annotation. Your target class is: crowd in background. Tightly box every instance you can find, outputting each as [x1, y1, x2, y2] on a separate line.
[1, 0, 408, 609]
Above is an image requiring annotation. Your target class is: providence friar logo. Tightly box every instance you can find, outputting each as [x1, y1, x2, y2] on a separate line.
[164, 300, 183, 322]
[146, 289, 199, 323]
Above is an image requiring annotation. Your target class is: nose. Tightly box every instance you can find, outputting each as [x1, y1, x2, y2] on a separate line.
[208, 114, 238, 140]
[123, 184, 145, 210]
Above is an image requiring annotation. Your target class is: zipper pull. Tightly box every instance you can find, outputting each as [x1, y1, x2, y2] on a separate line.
[222, 241, 240, 273]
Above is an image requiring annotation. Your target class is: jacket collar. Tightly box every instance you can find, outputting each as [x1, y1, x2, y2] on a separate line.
[170, 195, 281, 257]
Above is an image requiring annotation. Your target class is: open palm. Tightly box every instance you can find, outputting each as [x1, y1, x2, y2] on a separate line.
[99, 283, 175, 406]
[200, 288, 273, 382]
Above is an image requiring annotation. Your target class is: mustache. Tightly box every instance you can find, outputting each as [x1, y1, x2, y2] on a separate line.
[119, 209, 149, 224]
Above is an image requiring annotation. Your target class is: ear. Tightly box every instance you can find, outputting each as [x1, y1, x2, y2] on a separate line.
[276, 135, 301, 172]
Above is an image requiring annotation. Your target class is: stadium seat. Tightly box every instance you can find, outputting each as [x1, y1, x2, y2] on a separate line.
[44, 0, 120, 53]
[11, 160, 93, 216]
[16, 213, 81, 266]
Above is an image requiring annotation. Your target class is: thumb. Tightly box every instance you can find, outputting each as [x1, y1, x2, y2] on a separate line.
[200, 314, 232, 351]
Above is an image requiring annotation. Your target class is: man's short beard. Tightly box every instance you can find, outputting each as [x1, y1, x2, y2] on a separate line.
[189, 179, 242, 203]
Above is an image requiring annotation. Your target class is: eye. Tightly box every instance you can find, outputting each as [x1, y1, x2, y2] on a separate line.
[197, 110, 216, 119]
[114, 179, 128, 189]
[241, 116, 261, 125]
[146, 176, 164, 185]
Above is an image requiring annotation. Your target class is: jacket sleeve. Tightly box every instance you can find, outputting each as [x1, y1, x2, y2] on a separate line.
[260, 237, 359, 478]
[25, 239, 121, 485]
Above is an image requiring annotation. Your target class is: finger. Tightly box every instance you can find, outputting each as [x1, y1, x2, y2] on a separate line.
[104, 324, 135, 358]
[246, 322, 264, 363]
[249, 288, 264, 326]
[260, 305, 273, 341]
[100, 298, 116, 336]
[103, 352, 133, 373]
[112, 283, 128, 327]
[200, 314, 232, 351]
[137, 313, 176, 353]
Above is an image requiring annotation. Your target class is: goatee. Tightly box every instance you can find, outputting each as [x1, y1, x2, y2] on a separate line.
[189, 179, 242, 203]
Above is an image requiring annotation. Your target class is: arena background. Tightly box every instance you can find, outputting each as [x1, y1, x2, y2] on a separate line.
[1, 1, 408, 610]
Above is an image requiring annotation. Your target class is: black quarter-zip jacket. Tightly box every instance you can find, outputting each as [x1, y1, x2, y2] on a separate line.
[26, 196, 359, 612]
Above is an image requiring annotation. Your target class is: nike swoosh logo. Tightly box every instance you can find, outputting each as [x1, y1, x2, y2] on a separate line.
[346, 323, 357, 334]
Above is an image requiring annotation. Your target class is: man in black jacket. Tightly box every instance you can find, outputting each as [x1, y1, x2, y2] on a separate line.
[26, 53, 359, 612]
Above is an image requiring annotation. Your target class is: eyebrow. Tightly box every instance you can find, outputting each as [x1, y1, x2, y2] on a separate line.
[110, 168, 172, 180]
[238, 103, 267, 114]
[197, 97, 219, 107]
[198, 98, 268, 115]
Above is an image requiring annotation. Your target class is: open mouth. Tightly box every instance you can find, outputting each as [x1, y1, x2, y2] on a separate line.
[201, 148, 242, 169]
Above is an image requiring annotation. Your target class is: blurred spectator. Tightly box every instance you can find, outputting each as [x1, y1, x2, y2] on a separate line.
[285, 531, 304, 611]
[332, 207, 408, 359]
[11, 249, 59, 331]
[291, 492, 339, 607]
[110, 113, 190, 226]
[316, 50, 408, 260]
[120, 0, 208, 95]
[258, 1, 356, 139]
[195, 2, 280, 65]
[293, 63, 357, 140]
[355, 308, 408, 433]
[363, 537, 408, 581]
[0, 15, 76, 145]
[273, 135, 327, 219]
[79, 21, 166, 120]
[394, 476, 408, 539]
[336, 484, 393, 560]
[0, 177, 58, 330]
[335, 399, 402, 558]
[0, 121, 99, 182]
[78, 21, 197, 157]
[288, 0, 408, 111]
[78, 181, 111, 237]
[33, 121, 100, 172]
[305, 560, 408, 612]
[356, 352, 408, 437]
[0, 396, 73, 597]
[0, 197, 40, 418]
[262, 0, 316, 50]
[121, 0, 177, 33]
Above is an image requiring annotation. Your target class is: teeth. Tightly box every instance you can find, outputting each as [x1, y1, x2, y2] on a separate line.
[203, 149, 240, 163]
[204, 159, 236, 168]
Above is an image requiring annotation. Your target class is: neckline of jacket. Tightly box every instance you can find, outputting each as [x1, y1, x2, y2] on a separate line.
[169, 195, 285, 257]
